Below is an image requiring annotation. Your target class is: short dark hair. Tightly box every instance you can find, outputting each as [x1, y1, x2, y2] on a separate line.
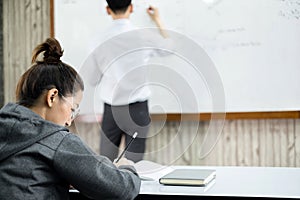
[106, 0, 131, 14]
[15, 38, 84, 107]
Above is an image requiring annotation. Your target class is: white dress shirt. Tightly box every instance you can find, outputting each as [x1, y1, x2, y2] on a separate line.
[81, 19, 172, 106]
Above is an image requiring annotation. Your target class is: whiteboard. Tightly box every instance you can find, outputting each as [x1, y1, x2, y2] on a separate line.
[54, 0, 300, 114]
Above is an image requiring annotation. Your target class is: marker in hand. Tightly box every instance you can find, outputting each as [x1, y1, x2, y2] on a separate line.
[148, 6, 154, 15]
[115, 132, 138, 163]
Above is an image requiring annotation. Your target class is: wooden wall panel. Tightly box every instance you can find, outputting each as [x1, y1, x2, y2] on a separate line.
[286, 119, 295, 166]
[295, 119, 300, 166]
[72, 119, 300, 167]
[3, 0, 50, 103]
[0, 0, 3, 107]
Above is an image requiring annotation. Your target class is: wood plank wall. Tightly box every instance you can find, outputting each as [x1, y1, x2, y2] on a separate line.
[0, 0, 3, 107]
[3, 0, 50, 103]
[2, 0, 300, 167]
[72, 119, 300, 167]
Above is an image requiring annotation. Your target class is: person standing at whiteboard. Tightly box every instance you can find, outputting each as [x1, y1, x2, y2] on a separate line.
[81, 0, 171, 162]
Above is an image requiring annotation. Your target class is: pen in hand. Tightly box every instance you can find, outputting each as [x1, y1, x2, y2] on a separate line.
[148, 6, 154, 15]
[115, 132, 138, 163]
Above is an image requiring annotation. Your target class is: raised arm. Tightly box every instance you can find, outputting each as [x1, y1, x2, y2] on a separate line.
[147, 6, 169, 38]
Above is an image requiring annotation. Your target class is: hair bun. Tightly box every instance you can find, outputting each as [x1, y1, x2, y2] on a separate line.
[43, 38, 63, 64]
[44, 51, 62, 63]
[31, 38, 64, 64]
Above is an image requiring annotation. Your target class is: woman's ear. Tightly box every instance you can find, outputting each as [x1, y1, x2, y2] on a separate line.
[129, 4, 133, 13]
[46, 88, 59, 108]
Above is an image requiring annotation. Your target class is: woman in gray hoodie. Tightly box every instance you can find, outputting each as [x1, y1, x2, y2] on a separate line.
[0, 38, 141, 200]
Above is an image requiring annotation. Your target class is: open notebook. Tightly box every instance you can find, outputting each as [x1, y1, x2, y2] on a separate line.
[134, 160, 175, 181]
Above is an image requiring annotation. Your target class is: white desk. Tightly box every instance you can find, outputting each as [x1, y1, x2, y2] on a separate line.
[69, 166, 300, 200]
[137, 166, 300, 199]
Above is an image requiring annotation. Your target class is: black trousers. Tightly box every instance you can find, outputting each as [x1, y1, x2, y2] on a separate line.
[100, 101, 151, 162]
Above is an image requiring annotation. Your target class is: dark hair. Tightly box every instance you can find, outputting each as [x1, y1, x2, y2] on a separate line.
[106, 0, 131, 14]
[15, 38, 84, 107]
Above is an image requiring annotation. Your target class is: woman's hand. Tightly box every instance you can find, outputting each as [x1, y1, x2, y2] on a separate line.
[113, 157, 135, 168]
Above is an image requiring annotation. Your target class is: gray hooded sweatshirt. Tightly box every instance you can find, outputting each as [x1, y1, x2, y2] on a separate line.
[0, 103, 141, 200]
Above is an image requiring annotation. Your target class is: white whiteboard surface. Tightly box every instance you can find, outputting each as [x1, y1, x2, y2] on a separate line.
[54, 0, 300, 114]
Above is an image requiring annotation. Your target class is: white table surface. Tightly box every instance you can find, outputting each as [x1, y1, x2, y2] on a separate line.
[139, 166, 300, 199]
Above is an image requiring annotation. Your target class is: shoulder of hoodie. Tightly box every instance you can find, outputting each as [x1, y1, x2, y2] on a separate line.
[37, 129, 80, 152]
